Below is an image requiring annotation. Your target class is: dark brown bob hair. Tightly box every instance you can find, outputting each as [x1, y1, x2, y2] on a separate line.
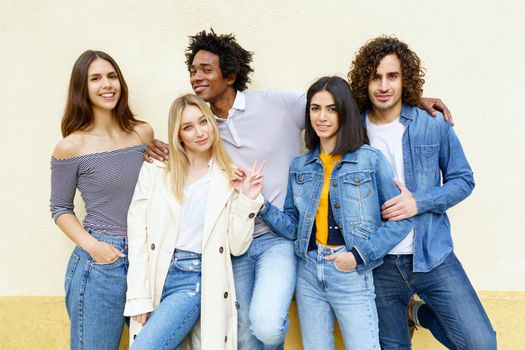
[304, 76, 368, 155]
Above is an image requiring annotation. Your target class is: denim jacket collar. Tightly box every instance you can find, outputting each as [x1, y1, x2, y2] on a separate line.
[304, 146, 358, 165]
[399, 104, 417, 126]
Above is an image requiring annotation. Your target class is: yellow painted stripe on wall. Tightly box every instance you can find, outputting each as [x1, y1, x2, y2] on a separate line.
[1, 292, 524, 349]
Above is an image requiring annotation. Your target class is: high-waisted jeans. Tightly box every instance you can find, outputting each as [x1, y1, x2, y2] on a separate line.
[65, 229, 128, 350]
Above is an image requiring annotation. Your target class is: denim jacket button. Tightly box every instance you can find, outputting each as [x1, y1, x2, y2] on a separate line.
[299, 175, 304, 182]
[332, 181, 337, 187]
[335, 203, 340, 209]
[355, 176, 360, 183]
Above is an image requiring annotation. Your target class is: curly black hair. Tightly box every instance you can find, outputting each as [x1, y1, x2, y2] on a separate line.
[348, 36, 425, 111]
[185, 29, 254, 92]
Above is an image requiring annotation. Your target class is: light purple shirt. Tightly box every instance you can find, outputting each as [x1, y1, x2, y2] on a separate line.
[216, 90, 305, 236]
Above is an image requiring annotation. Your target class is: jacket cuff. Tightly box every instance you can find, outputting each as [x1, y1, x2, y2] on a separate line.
[414, 190, 431, 214]
[351, 247, 364, 266]
[235, 192, 264, 213]
[123, 298, 154, 317]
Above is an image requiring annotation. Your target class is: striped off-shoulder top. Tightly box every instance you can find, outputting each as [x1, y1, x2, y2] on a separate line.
[50, 144, 147, 236]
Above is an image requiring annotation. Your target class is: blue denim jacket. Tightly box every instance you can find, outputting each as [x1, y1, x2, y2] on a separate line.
[259, 144, 412, 273]
[362, 105, 475, 272]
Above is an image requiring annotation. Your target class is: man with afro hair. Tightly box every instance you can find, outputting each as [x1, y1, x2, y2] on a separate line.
[149, 29, 305, 350]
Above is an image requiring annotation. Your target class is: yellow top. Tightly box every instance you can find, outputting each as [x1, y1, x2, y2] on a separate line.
[316, 153, 342, 247]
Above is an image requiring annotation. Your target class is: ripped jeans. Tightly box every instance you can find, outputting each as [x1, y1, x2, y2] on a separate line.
[131, 249, 201, 350]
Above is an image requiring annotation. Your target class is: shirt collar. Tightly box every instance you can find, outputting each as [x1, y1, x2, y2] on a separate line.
[304, 146, 358, 164]
[214, 90, 245, 122]
[400, 103, 416, 121]
[231, 90, 245, 111]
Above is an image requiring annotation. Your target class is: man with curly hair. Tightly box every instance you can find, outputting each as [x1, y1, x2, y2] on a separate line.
[348, 36, 496, 350]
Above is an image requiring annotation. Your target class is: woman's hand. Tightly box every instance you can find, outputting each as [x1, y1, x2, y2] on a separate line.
[132, 313, 150, 326]
[144, 139, 169, 162]
[325, 251, 357, 272]
[86, 240, 125, 264]
[234, 161, 265, 200]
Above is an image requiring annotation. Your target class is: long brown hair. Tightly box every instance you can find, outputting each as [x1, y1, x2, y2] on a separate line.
[166, 94, 233, 203]
[61, 50, 141, 137]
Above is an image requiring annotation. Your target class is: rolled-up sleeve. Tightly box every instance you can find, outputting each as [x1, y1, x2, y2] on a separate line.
[50, 157, 79, 221]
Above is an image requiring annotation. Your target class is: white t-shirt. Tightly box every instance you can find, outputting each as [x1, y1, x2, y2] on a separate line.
[366, 115, 414, 254]
[175, 161, 213, 254]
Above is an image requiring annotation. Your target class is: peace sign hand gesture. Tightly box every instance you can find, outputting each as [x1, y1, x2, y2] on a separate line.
[232, 161, 265, 200]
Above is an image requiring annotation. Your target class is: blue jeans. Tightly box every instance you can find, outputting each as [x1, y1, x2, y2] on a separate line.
[232, 232, 296, 350]
[131, 250, 201, 350]
[296, 245, 380, 350]
[65, 229, 128, 350]
[373, 252, 496, 350]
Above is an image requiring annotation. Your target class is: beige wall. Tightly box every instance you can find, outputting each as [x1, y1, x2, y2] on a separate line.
[1, 0, 524, 297]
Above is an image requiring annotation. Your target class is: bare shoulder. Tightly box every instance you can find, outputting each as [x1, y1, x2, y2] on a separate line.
[52, 133, 85, 159]
[133, 122, 154, 144]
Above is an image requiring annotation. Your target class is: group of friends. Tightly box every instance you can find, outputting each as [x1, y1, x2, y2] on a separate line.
[50, 29, 497, 350]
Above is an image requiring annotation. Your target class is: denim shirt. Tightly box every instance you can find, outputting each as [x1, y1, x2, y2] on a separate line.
[259, 144, 412, 273]
[362, 105, 475, 272]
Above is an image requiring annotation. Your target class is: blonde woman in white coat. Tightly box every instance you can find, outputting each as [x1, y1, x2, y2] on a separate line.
[124, 94, 264, 350]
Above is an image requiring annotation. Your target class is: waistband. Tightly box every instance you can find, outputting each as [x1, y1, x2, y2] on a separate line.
[314, 243, 346, 255]
[86, 227, 127, 246]
[173, 249, 202, 259]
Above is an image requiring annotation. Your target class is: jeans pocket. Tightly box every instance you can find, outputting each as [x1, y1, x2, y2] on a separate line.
[64, 251, 80, 295]
[333, 259, 356, 273]
[92, 255, 126, 268]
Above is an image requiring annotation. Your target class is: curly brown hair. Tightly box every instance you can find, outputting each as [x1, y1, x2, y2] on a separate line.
[348, 36, 425, 111]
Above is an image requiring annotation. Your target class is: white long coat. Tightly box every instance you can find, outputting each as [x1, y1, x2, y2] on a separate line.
[124, 160, 262, 349]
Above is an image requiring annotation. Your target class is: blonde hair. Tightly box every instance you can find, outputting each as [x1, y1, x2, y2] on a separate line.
[166, 94, 233, 203]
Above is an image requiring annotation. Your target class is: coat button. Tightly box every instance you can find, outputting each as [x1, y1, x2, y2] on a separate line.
[224, 292, 228, 298]
[225, 336, 228, 342]
[151, 243, 155, 250]
[219, 246, 224, 254]
[248, 213, 255, 219]
[335, 203, 340, 209]
[332, 181, 337, 187]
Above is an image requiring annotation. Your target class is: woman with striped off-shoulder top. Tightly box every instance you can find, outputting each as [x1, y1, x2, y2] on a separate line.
[50, 50, 153, 350]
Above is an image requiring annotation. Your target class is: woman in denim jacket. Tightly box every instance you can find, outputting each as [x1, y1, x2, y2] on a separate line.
[256, 76, 412, 349]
